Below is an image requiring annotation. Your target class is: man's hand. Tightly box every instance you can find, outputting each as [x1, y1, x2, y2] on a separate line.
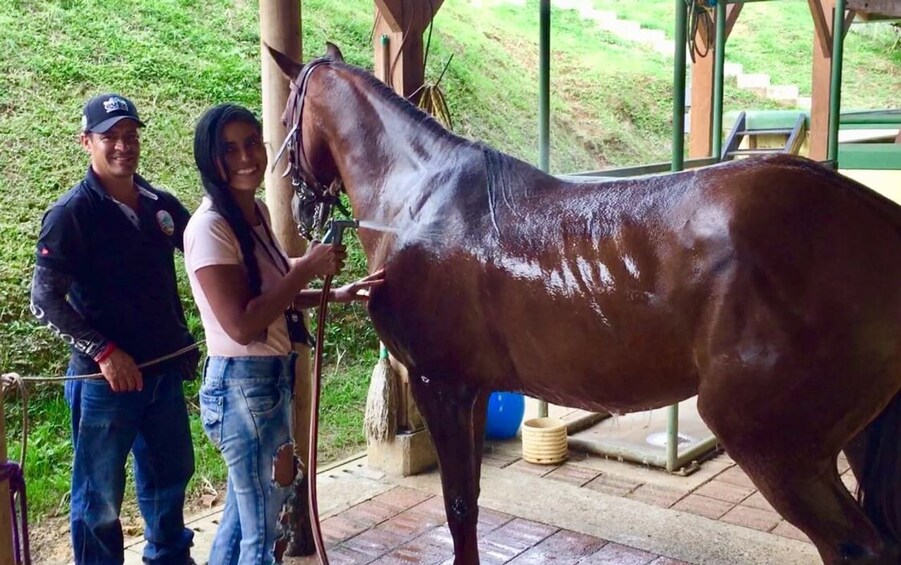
[332, 269, 386, 303]
[99, 348, 143, 392]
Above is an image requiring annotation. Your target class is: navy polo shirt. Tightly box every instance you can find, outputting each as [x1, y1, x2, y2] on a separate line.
[35, 167, 195, 377]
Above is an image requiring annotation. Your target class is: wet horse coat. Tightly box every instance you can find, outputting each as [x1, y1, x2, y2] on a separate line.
[270, 45, 901, 564]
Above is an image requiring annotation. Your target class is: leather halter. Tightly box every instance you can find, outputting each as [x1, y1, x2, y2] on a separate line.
[273, 58, 348, 240]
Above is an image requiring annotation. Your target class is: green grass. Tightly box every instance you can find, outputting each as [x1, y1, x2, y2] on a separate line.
[0, 0, 896, 526]
[586, 0, 900, 105]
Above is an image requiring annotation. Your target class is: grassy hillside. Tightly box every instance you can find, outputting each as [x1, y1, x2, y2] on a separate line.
[588, 0, 900, 106]
[0, 0, 897, 528]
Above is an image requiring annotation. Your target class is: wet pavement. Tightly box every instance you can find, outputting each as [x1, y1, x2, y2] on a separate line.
[121, 437, 834, 564]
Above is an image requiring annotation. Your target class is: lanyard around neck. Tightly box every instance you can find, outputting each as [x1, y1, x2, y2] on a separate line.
[250, 204, 290, 275]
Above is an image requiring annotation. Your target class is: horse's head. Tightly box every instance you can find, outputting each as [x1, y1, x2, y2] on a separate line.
[266, 42, 347, 239]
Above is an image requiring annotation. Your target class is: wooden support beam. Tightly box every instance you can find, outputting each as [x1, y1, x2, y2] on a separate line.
[259, 2, 315, 557]
[809, 0, 837, 161]
[690, 51, 715, 158]
[261, 3, 304, 258]
[847, 0, 901, 17]
[688, 4, 742, 159]
[370, 0, 443, 475]
[373, 0, 444, 101]
[843, 9, 857, 37]
[809, 0, 833, 58]
[0, 384, 14, 565]
[374, 0, 445, 34]
[724, 4, 743, 37]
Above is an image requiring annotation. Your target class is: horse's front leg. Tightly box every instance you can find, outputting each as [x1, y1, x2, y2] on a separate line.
[409, 375, 488, 565]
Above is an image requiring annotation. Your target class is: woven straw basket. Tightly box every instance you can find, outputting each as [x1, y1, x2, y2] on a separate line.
[521, 417, 567, 465]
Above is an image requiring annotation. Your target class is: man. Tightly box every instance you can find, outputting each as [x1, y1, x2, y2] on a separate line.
[30, 93, 198, 564]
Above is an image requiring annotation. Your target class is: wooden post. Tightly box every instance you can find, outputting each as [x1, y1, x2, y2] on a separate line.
[0, 384, 14, 565]
[373, 0, 445, 102]
[365, 0, 443, 477]
[688, 4, 742, 159]
[259, 1, 315, 556]
[689, 46, 714, 158]
[848, 0, 901, 18]
[371, 0, 440, 432]
[809, 0, 836, 161]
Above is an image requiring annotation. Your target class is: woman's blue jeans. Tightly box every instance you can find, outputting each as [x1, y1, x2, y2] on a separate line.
[65, 370, 195, 565]
[199, 354, 296, 565]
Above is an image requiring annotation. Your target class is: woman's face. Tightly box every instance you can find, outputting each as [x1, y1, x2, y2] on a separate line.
[218, 120, 267, 193]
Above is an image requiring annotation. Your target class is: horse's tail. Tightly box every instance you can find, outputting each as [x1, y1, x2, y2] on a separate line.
[856, 390, 901, 545]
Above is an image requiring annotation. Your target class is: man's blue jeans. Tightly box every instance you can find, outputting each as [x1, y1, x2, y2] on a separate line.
[199, 355, 296, 565]
[65, 369, 195, 565]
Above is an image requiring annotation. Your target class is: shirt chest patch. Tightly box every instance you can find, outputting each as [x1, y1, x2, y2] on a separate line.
[156, 209, 175, 236]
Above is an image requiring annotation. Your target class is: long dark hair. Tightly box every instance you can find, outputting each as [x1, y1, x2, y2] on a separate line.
[193, 104, 264, 296]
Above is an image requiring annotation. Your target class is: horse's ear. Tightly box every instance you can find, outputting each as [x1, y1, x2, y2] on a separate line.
[325, 42, 345, 63]
[265, 42, 304, 81]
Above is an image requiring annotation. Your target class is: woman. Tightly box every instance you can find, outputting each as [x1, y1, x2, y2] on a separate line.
[184, 104, 382, 564]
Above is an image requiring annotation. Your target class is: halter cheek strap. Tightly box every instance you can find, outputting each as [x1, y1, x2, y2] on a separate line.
[272, 58, 348, 239]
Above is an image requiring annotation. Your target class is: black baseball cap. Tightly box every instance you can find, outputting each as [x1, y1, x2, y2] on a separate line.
[81, 93, 146, 133]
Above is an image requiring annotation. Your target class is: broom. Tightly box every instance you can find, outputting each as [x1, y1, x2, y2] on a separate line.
[363, 342, 398, 442]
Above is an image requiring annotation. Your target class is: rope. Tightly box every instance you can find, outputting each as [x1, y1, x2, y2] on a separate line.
[416, 56, 454, 129]
[1, 340, 204, 475]
[2, 341, 202, 385]
[1, 374, 29, 479]
[687, 0, 714, 63]
[0, 341, 205, 565]
[412, 0, 454, 130]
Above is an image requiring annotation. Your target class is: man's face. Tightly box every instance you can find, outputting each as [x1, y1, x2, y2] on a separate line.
[80, 119, 141, 181]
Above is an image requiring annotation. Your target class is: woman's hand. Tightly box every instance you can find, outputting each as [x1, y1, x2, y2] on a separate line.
[297, 241, 347, 277]
[332, 269, 386, 303]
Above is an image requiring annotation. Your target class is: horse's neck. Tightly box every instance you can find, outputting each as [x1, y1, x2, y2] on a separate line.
[335, 98, 468, 226]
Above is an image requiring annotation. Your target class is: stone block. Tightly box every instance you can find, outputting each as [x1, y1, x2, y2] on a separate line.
[367, 429, 437, 477]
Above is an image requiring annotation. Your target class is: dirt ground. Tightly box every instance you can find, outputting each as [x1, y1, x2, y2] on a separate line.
[27, 490, 216, 565]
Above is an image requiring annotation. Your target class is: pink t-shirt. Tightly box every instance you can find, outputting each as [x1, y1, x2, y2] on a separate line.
[184, 197, 292, 357]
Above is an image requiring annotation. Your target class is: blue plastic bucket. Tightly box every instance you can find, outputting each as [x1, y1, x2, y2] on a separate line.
[485, 392, 525, 440]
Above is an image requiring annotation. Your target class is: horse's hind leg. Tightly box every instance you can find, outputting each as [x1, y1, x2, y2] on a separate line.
[708, 429, 893, 564]
[408, 375, 488, 565]
[842, 392, 901, 559]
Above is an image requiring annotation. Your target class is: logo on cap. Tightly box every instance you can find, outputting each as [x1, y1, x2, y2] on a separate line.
[103, 97, 129, 114]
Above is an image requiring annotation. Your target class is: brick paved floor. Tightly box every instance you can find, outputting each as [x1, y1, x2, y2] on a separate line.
[279, 440, 837, 564]
[483, 442, 840, 544]
[287, 486, 687, 564]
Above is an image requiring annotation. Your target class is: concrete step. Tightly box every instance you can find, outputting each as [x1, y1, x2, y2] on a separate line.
[724, 61, 744, 78]
[736, 73, 771, 95]
[766, 84, 801, 102]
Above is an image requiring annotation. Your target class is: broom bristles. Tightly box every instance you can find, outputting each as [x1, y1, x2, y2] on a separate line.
[364, 358, 397, 442]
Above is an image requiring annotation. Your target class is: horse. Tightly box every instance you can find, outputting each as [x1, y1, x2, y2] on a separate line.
[267, 43, 901, 564]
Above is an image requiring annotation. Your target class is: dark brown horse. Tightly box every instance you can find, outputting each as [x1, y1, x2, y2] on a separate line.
[268, 44, 901, 564]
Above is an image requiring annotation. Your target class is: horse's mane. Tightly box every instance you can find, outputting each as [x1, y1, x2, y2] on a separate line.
[325, 58, 470, 147]
[316, 56, 548, 224]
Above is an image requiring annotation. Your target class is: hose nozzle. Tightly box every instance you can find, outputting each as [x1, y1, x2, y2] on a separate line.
[322, 219, 359, 245]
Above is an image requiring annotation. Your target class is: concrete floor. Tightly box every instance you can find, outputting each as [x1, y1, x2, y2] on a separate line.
[122, 438, 832, 565]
